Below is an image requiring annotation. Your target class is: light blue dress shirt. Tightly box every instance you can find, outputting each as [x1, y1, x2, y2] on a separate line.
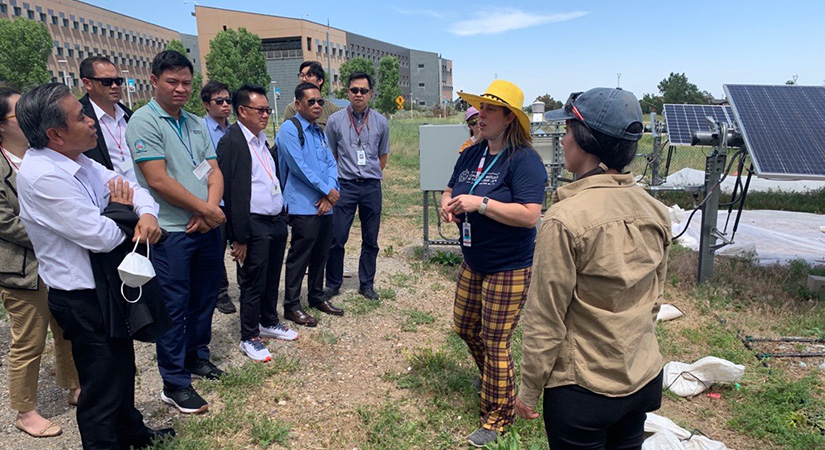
[204, 114, 230, 149]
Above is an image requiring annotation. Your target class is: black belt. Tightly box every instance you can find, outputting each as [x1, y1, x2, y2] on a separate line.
[250, 213, 283, 222]
[343, 177, 378, 183]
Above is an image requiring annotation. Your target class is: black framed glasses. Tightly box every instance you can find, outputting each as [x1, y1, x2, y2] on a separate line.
[298, 72, 314, 79]
[241, 105, 273, 115]
[211, 97, 231, 105]
[306, 98, 326, 107]
[87, 77, 125, 87]
[349, 87, 370, 95]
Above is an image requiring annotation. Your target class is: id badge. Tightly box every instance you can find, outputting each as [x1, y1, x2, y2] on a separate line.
[117, 158, 133, 174]
[193, 160, 212, 181]
[462, 221, 472, 247]
[271, 183, 281, 195]
[357, 148, 367, 166]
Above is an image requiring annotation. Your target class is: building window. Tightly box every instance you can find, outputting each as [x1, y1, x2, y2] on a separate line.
[92, 25, 97, 34]
[67, 48, 73, 57]
[419, 101, 426, 106]
[72, 21, 78, 29]
[317, 44, 322, 53]
[117, 31, 122, 39]
[419, 83, 425, 88]
[13, 6, 21, 16]
[62, 18, 68, 26]
[109, 30, 114, 38]
[26, 9, 33, 19]
[418, 64, 424, 69]
[0, 5, 6, 14]
[83, 23, 88, 32]
[56, 47, 63, 56]
[306, 37, 311, 51]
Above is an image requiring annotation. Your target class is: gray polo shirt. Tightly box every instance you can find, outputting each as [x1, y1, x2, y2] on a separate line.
[126, 99, 217, 232]
[325, 107, 389, 180]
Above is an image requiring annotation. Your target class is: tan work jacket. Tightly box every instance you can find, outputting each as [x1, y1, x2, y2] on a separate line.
[518, 173, 671, 409]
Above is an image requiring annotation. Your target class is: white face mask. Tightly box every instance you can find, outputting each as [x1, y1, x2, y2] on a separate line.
[117, 238, 156, 304]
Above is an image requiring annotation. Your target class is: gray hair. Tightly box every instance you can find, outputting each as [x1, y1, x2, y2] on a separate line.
[16, 83, 72, 149]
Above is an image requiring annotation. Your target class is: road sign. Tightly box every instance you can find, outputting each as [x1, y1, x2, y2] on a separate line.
[395, 95, 405, 110]
[275, 88, 280, 94]
[127, 78, 136, 93]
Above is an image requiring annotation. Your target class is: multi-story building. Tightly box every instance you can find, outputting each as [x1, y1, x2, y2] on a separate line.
[180, 33, 202, 73]
[194, 5, 452, 109]
[0, 0, 179, 101]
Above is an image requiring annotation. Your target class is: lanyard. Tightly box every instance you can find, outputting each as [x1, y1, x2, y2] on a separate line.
[0, 146, 19, 172]
[100, 116, 124, 156]
[347, 106, 370, 137]
[149, 101, 196, 166]
[468, 146, 503, 195]
[250, 137, 276, 184]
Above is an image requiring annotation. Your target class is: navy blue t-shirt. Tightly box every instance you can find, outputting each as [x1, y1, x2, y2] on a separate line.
[447, 142, 547, 273]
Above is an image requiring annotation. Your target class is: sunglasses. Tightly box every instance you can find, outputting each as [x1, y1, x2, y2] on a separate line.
[306, 98, 325, 106]
[467, 119, 478, 127]
[88, 77, 124, 87]
[241, 105, 273, 115]
[211, 97, 231, 105]
[349, 87, 370, 95]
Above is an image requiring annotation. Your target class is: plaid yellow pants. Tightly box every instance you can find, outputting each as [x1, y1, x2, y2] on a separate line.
[453, 262, 532, 432]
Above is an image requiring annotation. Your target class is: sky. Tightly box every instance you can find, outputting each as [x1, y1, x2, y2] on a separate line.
[86, 0, 825, 104]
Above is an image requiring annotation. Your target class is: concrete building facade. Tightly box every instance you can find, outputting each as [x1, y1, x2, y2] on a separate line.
[180, 32, 201, 73]
[0, 0, 180, 101]
[194, 5, 452, 109]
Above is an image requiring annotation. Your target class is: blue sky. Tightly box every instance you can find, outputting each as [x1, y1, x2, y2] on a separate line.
[88, 0, 824, 104]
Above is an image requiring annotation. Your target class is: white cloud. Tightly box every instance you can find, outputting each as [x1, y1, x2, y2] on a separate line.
[448, 9, 589, 36]
[392, 6, 445, 19]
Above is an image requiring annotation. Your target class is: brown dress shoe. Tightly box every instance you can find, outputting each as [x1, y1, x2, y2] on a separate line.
[284, 308, 318, 327]
[313, 300, 344, 316]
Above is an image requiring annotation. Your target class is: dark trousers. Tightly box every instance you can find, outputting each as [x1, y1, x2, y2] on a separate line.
[48, 288, 149, 450]
[543, 371, 664, 450]
[219, 221, 229, 297]
[326, 178, 382, 291]
[152, 228, 222, 391]
[284, 214, 332, 311]
[238, 214, 288, 341]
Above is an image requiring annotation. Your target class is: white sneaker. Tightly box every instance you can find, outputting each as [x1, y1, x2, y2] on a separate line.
[259, 322, 298, 341]
[239, 337, 271, 362]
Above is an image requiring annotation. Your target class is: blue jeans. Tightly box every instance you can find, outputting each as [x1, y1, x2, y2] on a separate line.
[152, 228, 222, 391]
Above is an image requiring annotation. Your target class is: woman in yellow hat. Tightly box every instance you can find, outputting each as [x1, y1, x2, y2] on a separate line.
[440, 80, 547, 447]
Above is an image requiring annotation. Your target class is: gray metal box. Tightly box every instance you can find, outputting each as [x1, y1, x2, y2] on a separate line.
[419, 124, 468, 191]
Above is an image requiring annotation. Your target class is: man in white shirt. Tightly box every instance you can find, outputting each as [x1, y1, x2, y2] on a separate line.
[217, 84, 296, 363]
[15, 83, 171, 450]
[79, 56, 137, 184]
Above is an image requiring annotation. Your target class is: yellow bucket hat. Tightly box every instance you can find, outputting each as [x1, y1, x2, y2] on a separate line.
[458, 80, 530, 137]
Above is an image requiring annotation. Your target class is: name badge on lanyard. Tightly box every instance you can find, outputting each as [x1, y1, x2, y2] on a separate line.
[117, 157, 134, 174]
[357, 144, 367, 166]
[193, 160, 212, 180]
[462, 219, 472, 247]
[271, 183, 281, 196]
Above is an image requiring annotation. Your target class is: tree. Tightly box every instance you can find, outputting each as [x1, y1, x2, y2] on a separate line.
[166, 39, 206, 117]
[657, 72, 705, 105]
[376, 56, 402, 115]
[640, 93, 663, 114]
[205, 28, 270, 93]
[334, 57, 375, 99]
[534, 94, 562, 111]
[0, 18, 53, 90]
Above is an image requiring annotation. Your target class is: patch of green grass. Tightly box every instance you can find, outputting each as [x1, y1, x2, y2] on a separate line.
[343, 292, 382, 315]
[376, 286, 397, 300]
[678, 323, 752, 364]
[429, 250, 463, 266]
[401, 309, 435, 332]
[357, 402, 428, 450]
[656, 322, 687, 359]
[389, 272, 416, 288]
[250, 414, 291, 448]
[313, 330, 339, 345]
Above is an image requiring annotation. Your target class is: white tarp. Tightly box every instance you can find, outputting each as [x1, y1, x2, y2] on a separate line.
[643, 413, 728, 450]
[661, 168, 825, 193]
[663, 356, 745, 397]
[671, 208, 825, 266]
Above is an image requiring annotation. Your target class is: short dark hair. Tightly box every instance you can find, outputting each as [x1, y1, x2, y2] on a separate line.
[200, 80, 230, 103]
[151, 50, 193, 77]
[0, 87, 20, 123]
[79, 56, 115, 79]
[568, 120, 642, 170]
[232, 84, 268, 116]
[16, 83, 73, 149]
[299, 61, 325, 86]
[348, 71, 373, 90]
[294, 82, 321, 102]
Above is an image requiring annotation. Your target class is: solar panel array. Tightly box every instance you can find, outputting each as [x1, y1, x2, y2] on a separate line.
[663, 104, 736, 146]
[725, 84, 825, 180]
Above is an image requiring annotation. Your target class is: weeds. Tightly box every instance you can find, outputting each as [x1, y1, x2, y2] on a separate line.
[401, 309, 435, 332]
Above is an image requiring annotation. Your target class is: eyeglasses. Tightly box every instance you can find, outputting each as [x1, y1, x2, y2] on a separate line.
[349, 87, 370, 95]
[467, 119, 478, 127]
[241, 105, 273, 115]
[211, 97, 231, 105]
[297, 72, 314, 79]
[2, 114, 15, 121]
[87, 77, 125, 87]
[306, 98, 325, 107]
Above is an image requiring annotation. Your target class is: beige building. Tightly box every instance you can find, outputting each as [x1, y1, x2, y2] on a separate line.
[0, 0, 180, 101]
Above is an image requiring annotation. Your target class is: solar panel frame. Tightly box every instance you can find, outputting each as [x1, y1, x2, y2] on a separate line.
[663, 103, 736, 146]
[725, 84, 825, 180]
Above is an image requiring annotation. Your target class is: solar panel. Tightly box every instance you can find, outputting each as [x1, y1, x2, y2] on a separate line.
[663, 104, 736, 146]
[724, 84, 825, 180]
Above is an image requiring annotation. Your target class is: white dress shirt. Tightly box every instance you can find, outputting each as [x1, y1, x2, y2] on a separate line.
[17, 148, 159, 291]
[239, 122, 284, 216]
[90, 99, 138, 184]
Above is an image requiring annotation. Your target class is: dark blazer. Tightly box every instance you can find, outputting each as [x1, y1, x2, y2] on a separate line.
[217, 122, 283, 245]
[0, 154, 38, 290]
[80, 93, 133, 170]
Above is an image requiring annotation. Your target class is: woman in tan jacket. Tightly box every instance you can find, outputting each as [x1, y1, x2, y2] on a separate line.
[516, 88, 671, 450]
[0, 87, 80, 438]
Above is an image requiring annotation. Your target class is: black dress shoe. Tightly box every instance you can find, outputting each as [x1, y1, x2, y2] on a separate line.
[313, 299, 344, 316]
[284, 308, 318, 327]
[359, 287, 380, 300]
[215, 294, 236, 314]
[321, 287, 340, 302]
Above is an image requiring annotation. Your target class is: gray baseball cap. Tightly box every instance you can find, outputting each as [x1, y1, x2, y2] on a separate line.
[545, 87, 644, 141]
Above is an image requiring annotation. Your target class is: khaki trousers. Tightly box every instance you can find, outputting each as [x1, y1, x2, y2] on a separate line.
[3, 280, 79, 412]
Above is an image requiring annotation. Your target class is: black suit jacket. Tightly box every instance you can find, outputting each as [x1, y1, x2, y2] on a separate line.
[80, 94, 134, 170]
[217, 122, 284, 245]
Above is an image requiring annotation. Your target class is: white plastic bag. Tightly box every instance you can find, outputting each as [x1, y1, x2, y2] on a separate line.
[644, 413, 728, 450]
[656, 304, 684, 322]
[663, 356, 745, 397]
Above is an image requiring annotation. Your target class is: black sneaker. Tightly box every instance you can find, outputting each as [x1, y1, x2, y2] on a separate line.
[161, 386, 208, 414]
[215, 294, 236, 314]
[186, 359, 224, 380]
[321, 287, 340, 302]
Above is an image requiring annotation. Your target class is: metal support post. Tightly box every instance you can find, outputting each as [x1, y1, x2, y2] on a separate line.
[422, 191, 429, 259]
[697, 123, 730, 283]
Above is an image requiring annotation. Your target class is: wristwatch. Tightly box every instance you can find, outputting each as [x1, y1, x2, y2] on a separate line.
[479, 197, 490, 215]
